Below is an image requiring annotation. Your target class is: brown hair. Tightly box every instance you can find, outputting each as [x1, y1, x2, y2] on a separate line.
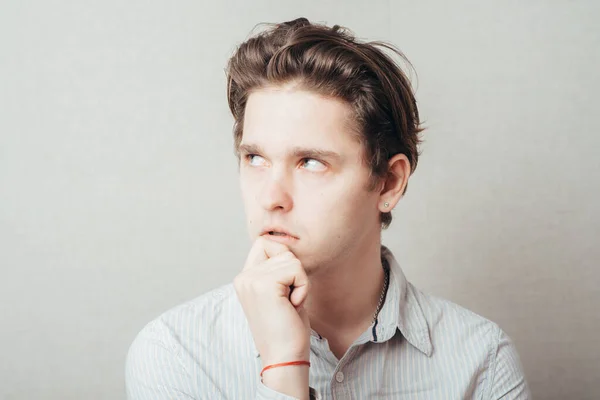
[226, 17, 424, 229]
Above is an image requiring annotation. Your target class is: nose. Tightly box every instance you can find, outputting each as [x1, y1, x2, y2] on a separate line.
[259, 170, 293, 212]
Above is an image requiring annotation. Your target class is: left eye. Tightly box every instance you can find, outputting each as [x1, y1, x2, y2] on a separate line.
[301, 158, 326, 171]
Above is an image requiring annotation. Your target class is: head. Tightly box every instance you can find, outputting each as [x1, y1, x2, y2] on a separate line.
[226, 18, 424, 270]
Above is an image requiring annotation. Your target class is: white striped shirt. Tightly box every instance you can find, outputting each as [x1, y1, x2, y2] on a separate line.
[126, 246, 530, 399]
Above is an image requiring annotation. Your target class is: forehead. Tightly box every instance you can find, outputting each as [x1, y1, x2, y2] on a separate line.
[241, 86, 361, 153]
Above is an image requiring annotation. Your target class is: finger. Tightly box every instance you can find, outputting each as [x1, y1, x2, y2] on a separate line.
[243, 236, 290, 271]
[269, 262, 310, 307]
[289, 279, 309, 308]
[262, 236, 292, 258]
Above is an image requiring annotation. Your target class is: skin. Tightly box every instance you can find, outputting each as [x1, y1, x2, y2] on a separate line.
[233, 82, 410, 399]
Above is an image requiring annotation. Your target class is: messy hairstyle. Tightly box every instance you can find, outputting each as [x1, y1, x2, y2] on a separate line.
[226, 17, 424, 229]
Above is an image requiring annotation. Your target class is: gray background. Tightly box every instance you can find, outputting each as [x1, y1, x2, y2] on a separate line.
[1, 1, 598, 399]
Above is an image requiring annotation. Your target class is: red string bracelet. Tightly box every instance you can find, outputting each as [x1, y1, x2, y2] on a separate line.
[260, 360, 311, 379]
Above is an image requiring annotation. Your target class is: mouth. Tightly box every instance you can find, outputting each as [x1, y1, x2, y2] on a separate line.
[261, 229, 298, 240]
[268, 231, 286, 236]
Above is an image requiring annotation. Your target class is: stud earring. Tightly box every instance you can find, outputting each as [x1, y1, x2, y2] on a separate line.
[384, 202, 390, 208]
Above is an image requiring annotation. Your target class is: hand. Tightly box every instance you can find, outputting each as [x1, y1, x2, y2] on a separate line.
[233, 236, 311, 366]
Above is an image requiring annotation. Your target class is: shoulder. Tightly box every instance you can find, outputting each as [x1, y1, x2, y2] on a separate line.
[408, 284, 530, 398]
[128, 283, 244, 352]
[126, 283, 248, 373]
[125, 284, 256, 397]
[160, 283, 240, 330]
[409, 283, 501, 339]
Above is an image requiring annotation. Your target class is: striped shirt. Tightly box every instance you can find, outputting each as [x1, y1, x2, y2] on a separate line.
[126, 246, 530, 399]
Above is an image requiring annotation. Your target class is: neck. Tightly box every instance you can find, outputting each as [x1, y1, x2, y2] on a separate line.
[305, 234, 387, 343]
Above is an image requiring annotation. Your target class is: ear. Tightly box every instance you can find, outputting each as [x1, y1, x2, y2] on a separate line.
[378, 153, 411, 212]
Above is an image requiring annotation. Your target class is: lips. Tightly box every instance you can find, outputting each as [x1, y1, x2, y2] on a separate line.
[260, 227, 298, 240]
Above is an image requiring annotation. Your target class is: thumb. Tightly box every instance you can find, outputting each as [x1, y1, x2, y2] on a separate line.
[289, 280, 309, 308]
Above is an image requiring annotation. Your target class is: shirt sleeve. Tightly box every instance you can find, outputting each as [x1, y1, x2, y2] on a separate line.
[125, 319, 198, 399]
[125, 318, 318, 400]
[487, 329, 531, 399]
[256, 383, 319, 400]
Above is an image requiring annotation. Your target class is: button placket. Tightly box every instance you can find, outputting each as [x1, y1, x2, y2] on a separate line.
[331, 346, 359, 399]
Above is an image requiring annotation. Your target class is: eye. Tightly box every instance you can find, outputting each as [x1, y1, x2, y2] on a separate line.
[301, 158, 326, 171]
[246, 154, 267, 167]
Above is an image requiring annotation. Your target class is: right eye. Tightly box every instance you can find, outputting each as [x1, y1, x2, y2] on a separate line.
[246, 154, 267, 167]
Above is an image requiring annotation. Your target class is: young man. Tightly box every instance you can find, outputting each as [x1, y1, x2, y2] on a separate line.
[126, 18, 530, 400]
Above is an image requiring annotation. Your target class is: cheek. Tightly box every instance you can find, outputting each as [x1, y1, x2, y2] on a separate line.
[299, 178, 373, 226]
[240, 177, 261, 230]
[240, 172, 259, 204]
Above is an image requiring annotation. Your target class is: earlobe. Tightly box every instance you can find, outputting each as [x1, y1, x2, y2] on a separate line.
[378, 154, 410, 211]
[379, 200, 393, 212]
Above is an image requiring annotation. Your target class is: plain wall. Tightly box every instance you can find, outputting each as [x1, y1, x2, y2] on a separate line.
[1, 1, 598, 399]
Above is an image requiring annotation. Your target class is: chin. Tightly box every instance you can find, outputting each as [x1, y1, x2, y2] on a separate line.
[295, 250, 327, 271]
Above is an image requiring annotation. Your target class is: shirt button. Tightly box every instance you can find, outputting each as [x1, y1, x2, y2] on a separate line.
[335, 371, 344, 383]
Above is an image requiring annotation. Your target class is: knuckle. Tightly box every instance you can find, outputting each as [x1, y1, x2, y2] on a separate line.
[282, 251, 295, 259]
[296, 265, 308, 279]
[290, 258, 302, 269]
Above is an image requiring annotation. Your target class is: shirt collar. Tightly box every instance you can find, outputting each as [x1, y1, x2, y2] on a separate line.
[375, 245, 432, 356]
[250, 245, 433, 358]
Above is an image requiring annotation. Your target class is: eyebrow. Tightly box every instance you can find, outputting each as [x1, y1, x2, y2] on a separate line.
[238, 143, 342, 162]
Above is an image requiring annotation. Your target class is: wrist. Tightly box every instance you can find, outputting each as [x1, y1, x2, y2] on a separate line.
[261, 360, 311, 379]
[261, 361, 310, 400]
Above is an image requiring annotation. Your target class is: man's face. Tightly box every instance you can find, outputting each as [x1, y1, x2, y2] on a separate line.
[239, 85, 382, 273]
